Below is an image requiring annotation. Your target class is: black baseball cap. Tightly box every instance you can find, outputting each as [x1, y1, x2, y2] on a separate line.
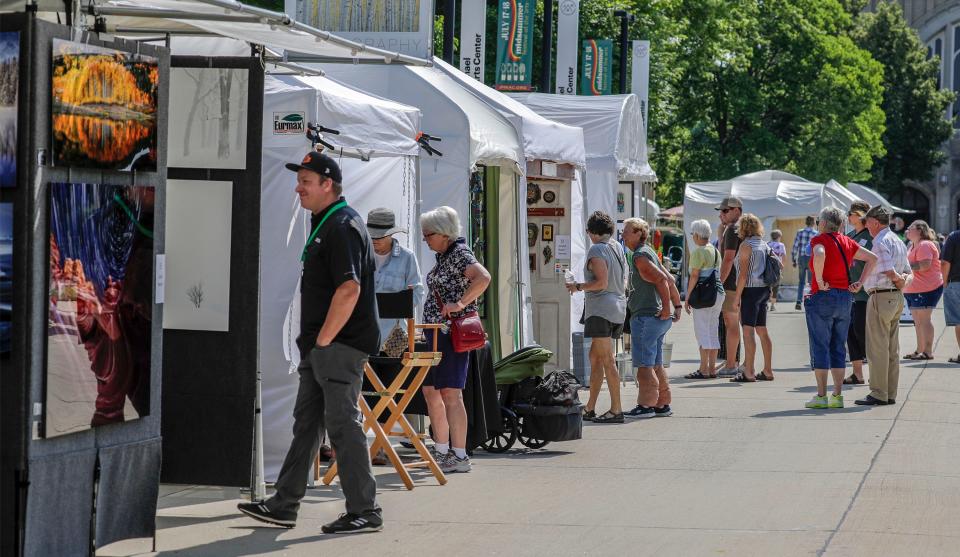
[285, 151, 342, 183]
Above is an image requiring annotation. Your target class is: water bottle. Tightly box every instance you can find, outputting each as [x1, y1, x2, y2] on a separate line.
[564, 269, 576, 285]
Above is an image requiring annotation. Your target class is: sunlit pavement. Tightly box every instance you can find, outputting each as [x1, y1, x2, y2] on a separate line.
[102, 306, 960, 557]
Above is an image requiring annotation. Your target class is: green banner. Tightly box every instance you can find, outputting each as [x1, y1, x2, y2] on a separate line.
[495, 0, 536, 91]
[581, 39, 613, 95]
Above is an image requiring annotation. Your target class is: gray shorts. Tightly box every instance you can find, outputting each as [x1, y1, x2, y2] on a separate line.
[944, 282, 960, 326]
[583, 316, 624, 339]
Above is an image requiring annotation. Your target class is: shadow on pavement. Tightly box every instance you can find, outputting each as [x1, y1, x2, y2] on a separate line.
[678, 382, 742, 388]
[155, 526, 335, 556]
[751, 407, 873, 418]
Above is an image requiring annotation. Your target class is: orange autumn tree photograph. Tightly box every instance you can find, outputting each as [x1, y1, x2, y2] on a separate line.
[51, 39, 158, 171]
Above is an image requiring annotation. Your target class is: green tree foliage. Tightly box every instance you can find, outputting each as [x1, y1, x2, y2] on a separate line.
[851, 2, 955, 196]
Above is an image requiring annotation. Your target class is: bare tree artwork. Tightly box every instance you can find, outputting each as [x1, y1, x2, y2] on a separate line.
[187, 282, 204, 309]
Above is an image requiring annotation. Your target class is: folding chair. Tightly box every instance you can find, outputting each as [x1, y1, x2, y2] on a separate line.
[321, 290, 447, 490]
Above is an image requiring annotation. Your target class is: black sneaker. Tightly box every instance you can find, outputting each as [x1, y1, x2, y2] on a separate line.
[624, 405, 656, 419]
[237, 501, 296, 528]
[795, 303, 802, 311]
[321, 511, 383, 534]
[654, 405, 673, 417]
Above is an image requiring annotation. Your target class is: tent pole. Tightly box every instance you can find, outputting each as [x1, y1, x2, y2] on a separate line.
[516, 173, 525, 348]
[443, 0, 456, 64]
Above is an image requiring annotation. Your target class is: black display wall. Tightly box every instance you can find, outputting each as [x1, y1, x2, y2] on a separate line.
[160, 55, 263, 488]
[3, 15, 169, 557]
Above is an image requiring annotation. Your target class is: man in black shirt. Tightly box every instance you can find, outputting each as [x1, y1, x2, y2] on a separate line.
[239, 151, 382, 534]
[941, 213, 960, 364]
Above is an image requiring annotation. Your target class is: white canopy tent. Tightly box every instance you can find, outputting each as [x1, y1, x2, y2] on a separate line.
[510, 92, 655, 333]
[319, 62, 527, 355]
[847, 182, 913, 214]
[259, 74, 421, 481]
[434, 58, 586, 349]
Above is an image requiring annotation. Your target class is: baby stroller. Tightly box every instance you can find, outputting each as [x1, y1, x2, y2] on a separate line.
[481, 346, 584, 453]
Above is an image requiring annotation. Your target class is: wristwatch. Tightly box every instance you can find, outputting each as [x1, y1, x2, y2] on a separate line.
[576, 283, 582, 291]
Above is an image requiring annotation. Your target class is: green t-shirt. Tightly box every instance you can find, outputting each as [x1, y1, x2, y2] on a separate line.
[689, 244, 721, 273]
[847, 227, 872, 302]
[628, 245, 663, 317]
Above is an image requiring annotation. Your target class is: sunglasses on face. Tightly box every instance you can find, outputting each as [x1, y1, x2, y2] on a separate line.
[720, 208, 732, 214]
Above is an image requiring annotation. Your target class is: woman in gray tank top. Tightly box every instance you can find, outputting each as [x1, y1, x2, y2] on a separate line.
[566, 211, 627, 423]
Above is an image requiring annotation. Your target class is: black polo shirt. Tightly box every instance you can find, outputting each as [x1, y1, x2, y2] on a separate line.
[297, 198, 380, 357]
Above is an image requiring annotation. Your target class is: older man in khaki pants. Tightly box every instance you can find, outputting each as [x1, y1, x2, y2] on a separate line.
[856, 206, 912, 406]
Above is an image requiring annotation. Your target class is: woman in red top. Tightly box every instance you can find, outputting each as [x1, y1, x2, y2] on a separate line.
[903, 220, 943, 360]
[803, 207, 877, 410]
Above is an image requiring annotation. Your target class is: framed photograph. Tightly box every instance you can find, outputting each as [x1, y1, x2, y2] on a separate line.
[168, 68, 249, 169]
[0, 31, 18, 188]
[542, 223, 554, 242]
[45, 183, 154, 437]
[51, 39, 159, 171]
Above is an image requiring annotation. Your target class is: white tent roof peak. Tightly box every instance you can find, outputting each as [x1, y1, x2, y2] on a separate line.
[846, 182, 914, 213]
[508, 92, 655, 180]
[432, 58, 585, 168]
[734, 170, 811, 183]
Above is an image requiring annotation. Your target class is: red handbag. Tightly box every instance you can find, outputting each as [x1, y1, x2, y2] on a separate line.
[434, 292, 486, 353]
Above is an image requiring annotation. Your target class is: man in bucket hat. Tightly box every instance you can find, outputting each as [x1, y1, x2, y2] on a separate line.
[238, 151, 383, 534]
[366, 207, 424, 346]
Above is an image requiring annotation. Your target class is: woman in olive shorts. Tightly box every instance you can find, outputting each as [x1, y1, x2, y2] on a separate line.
[567, 211, 628, 424]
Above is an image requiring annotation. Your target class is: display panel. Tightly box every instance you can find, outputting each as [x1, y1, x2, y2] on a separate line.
[167, 68, 248, 169]
[51, 39, 159, 171]
[45, 183, 154, 437]
[0, 31, 18, 188]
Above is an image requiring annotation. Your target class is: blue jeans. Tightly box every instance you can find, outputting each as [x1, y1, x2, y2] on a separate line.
[804, 289, 853, 369]
[630, 314, 673, 368]
[796, 255, 810, 304]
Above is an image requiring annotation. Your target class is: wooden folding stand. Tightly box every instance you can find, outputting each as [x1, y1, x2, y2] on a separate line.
[321, 293, 448, 490]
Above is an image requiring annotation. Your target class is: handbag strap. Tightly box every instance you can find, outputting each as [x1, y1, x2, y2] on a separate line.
[827, 233, 852, 283]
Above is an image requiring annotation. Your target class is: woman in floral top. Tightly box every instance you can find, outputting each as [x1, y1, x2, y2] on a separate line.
[420, 206, 491, 474]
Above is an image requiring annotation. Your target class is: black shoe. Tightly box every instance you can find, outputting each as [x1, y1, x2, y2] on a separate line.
[237, 501, 296, 528]
[854, 395, 889, 406]
[624, 405, 655, 419]
[654, 405, 673, 417]
[887, 398, 895, 405]
[321, 511, 383, 534]
[592, 410, 625, 423]
[795, 303, 802, 311]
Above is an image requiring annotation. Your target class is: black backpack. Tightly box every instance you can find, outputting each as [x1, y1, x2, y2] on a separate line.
[532, 370, 582, 406]
[762, 245, 782, 286]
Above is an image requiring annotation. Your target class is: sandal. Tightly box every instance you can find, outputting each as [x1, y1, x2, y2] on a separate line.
[949, 356, 960, 364]
[843, 374, 864, 385]
[916, 352, 934, 360]
[592, 411, 625, 424]
[684, 370, 715, 379]
[582, 409, 596, 421]
[903, 352, 921, 360]
[730, 372, 756, 383]
[756, 372, 774, 381]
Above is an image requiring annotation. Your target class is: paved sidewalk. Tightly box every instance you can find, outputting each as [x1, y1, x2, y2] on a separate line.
[102, 307, 960, 556]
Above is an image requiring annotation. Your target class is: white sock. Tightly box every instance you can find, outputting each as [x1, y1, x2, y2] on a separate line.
[435, 443, 449, 455]
[452, 447, 467, 459]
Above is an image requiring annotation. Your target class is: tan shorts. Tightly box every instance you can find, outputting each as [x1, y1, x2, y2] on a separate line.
[722, 290, 738, 313]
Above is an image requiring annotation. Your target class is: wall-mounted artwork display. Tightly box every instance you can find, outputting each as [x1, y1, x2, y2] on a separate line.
[0, 202, 11, 356]
[163, 179, 233, 331]
[51, 39, 159, 171]
[0, 31, 18, 188]
[616, 181, 634, 219]
[527, 222, 538, 247]
[542, 223, 554, 242]
[168, 68, 249, 169]
[526, 181, 541, 205]
[46, 183, 154, 437]
[542, 190, 556, 204]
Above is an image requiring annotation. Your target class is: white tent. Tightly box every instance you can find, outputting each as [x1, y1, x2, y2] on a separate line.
[433, 58, 586, 349]
[510, 93, 655, 333]
[259, 74, 421, 481]
[847, 182, 913, 213]
[319, 62, 527, 354]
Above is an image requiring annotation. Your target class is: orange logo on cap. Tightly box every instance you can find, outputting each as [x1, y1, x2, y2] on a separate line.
[302, 153, 312, 164]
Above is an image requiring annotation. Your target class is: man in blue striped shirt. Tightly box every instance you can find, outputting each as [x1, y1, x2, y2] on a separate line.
[792, 216, 817, 310]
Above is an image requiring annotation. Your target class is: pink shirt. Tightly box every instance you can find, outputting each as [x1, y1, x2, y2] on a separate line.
[904, 240, 943, 294]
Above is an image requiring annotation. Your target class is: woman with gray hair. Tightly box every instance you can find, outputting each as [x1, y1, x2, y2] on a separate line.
[803, 206, 877, 409]
[420, 206, 492, 473]
[683, 219, 724, 378]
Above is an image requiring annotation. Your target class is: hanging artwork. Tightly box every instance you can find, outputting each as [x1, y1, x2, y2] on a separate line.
[526, 181, 541, 205]
[168, 68, 249, 169]
[45, 183, 154, 437]
[542, 224, 554, 242]
[542, 190, 556, 204]
[163, 179, 233, 331]
[51, 40, 159, 171]
[0, 31, 18, 188]
[0, 202, 11, 356]
[527, 222, 538, 247]
[616, 181, 634, 219]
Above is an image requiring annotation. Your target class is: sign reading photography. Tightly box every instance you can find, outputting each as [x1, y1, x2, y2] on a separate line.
[495, 0, 535, 91]
[581, 39, 612, 96]
[294, 0, 434, 60]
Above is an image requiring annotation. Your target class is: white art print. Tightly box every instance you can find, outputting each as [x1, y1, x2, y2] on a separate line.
[163, 179, 232, 331]
[167, 67, 248, 169]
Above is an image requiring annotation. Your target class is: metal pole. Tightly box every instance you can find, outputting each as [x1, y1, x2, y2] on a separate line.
[443, 0, 456, 64]
[618, 14, 628, 94]
[541, 0, 554, 93]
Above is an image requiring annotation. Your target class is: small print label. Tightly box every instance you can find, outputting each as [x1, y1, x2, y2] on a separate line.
[273, 112, 305, 135]
[155, 254, 166, 304]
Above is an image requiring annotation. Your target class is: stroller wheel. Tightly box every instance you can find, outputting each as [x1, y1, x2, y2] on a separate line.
[480, 409, 518, 453]
[517, 418, 550, 449]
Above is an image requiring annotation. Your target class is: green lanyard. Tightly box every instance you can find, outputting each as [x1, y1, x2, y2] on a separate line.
[301, 201, 348, 262]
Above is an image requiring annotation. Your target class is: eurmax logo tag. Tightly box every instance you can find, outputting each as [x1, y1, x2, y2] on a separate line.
[273, 112, 305, 135]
